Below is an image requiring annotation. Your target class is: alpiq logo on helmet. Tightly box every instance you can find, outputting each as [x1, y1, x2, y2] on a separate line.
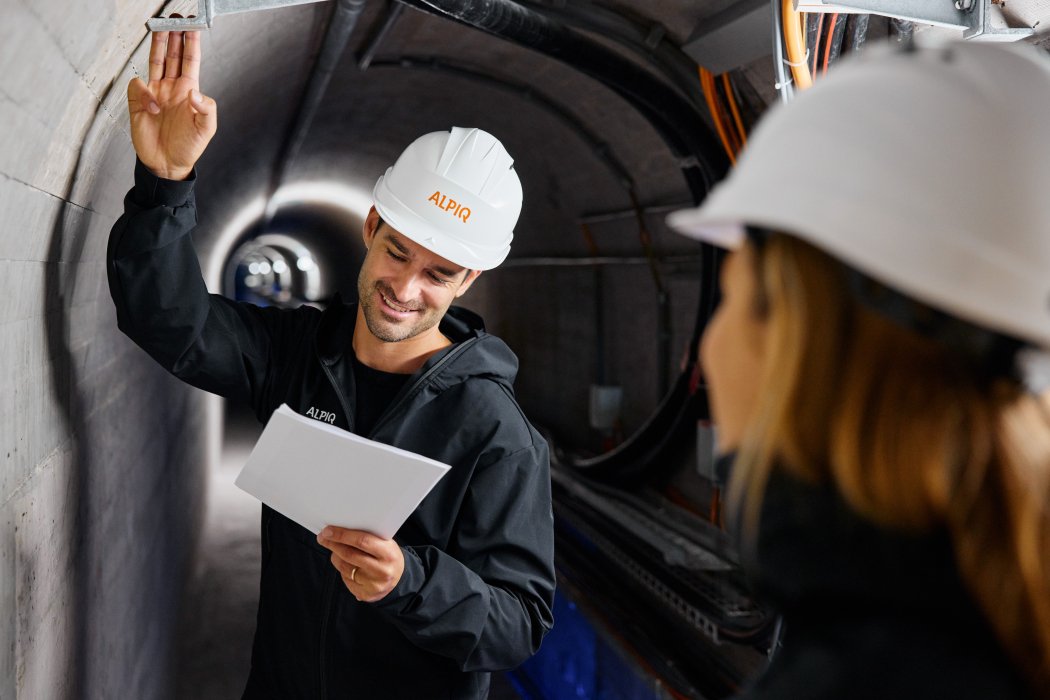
[427, 191, 471, 223]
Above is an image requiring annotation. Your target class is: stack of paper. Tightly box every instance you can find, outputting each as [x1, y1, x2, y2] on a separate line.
[235, 404, 451, 538]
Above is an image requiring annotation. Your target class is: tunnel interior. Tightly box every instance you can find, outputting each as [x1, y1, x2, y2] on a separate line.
[6, 0, 1050, 698]
[200, 1, 717, 455]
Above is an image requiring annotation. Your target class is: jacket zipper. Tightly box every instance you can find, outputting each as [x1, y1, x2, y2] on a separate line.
[317, 359, 349, 700]
[367, 337, 478, 438]
[320, 360, 355, 434]
[312, 335, 477, 697]
[317, 571, 336, 699]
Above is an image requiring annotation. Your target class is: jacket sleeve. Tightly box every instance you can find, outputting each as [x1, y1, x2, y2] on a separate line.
[107, 159, 313, 409]
[372, 440, 557, 671]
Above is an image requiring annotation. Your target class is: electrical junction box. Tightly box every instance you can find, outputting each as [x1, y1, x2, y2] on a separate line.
[682, 0, 772, 73]
[696, 421, 720, 484]
[588, 385, 623, 431]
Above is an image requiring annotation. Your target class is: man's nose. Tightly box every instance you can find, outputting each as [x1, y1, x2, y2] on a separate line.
[387, 273, 423, 304]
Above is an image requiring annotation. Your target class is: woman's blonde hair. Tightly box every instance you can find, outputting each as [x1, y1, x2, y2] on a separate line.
[730, 232, 1050, 689]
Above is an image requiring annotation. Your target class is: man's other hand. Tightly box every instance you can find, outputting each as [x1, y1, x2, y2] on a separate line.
[317, 527, 406, 603]
[127, 16, 217, 181]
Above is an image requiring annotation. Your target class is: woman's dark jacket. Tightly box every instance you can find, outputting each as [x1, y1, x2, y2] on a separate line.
[726, 455, 1030, 700]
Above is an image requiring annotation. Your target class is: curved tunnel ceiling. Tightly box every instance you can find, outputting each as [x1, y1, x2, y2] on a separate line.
[191, 0, 720, 264]
[176, 0, 739, 449]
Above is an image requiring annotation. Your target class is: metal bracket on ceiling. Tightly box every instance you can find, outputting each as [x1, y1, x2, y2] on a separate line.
[793, 1, 1034, 41]
[965, 0, 1035, 41]
[146, 0, 329, 31]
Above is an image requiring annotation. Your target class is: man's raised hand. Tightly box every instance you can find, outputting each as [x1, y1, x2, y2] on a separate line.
[127, 20, 217, 181]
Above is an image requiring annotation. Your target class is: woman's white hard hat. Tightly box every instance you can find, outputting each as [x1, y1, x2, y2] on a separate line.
[373, 127, 523, 271]
[668, 41, 1050, 349]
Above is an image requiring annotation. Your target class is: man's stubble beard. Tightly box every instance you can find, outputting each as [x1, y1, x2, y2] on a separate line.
[357, 276, 442, 343]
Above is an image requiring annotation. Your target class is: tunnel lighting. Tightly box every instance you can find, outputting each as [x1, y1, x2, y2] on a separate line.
[210, 180, 370, 293]
[248, 262, 260, 275]
[296, 257, 316, 272]
[258, 261, 272, 275]
[270, 181, 373, 222]
[272, 259, 289, 274]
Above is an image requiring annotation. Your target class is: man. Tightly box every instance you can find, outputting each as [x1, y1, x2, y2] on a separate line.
[108, 26, 555, 699]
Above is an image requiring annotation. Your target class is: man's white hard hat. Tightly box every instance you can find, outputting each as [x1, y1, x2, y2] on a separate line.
[668, 41, 1050, 349]
[373, 127, 523, 271]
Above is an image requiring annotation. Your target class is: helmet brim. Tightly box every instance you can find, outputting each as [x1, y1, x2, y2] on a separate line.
[665, 207, 744, 250]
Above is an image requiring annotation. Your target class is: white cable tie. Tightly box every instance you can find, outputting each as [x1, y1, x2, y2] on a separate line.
[782, 49, 810, 68]
[774, 78, 794, 90]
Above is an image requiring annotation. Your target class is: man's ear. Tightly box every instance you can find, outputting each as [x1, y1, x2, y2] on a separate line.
[454, 270, 483, 299]
[363, 206, 382, 248]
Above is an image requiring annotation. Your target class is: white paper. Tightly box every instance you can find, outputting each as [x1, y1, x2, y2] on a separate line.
[234, 404, 451, 538]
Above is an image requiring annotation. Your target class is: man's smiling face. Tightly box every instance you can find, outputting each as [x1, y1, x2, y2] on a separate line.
[357, 210, 480, 344]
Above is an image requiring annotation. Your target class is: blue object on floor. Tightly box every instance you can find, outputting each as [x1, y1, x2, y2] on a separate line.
[515, 590, 666, 700]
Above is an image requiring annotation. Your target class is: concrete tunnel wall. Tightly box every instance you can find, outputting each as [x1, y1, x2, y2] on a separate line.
[1, 0, 710, 696]
[2, 1, 212, 697]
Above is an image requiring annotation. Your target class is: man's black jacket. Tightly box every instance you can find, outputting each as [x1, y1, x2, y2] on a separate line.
[107, 161, 556, 699]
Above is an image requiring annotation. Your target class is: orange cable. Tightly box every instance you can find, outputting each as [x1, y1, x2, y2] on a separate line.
[823, 12, 838, 74]
[782, 0, 813, 91]
[716, 75, 742, 154]
[718, 76, 743, 156]
[698, 66, 736, 164]
[722, 73, 748, 149]
[700, 67, 731, 159]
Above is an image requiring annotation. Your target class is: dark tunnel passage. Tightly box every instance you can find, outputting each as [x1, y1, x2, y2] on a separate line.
[7, 0, 1050, 698]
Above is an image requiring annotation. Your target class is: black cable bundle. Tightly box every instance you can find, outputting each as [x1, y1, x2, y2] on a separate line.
[843, 14, 871, 54]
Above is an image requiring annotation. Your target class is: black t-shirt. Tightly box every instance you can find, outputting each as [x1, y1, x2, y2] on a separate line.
[351, 355, 411, 436]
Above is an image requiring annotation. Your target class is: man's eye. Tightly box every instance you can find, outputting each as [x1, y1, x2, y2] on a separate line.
[428, 273, 450, 285]
[387, 251, 406, 262]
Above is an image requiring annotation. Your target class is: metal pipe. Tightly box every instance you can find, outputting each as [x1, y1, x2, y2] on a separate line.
[657, 289, 672, 397]
[358, 2, 406, 70]
[595, 267, 605, 385]
[579, 202, 692, 225]
[395, 0, 727, 202]
[265, 0, 368, 222]
[515, 0, 706, 113]
[772, 0, 794, 103]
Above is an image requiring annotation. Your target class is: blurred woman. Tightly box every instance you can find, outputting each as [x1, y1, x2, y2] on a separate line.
[669, 41, 1050, 699]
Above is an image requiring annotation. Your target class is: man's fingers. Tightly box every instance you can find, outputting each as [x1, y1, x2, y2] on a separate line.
[190, 90, 218, 134]
[164, 15, 184, 79]
[127, 78, 159, 115]
[148, 31, 168, 83]
[321, 539, 371, 567]
[189, 90, 215, 114]
[165, 32, 183, 78]
[331, 552, 369, 577]
[182, 30, 202, 83]
[320, 527, 384, 555]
